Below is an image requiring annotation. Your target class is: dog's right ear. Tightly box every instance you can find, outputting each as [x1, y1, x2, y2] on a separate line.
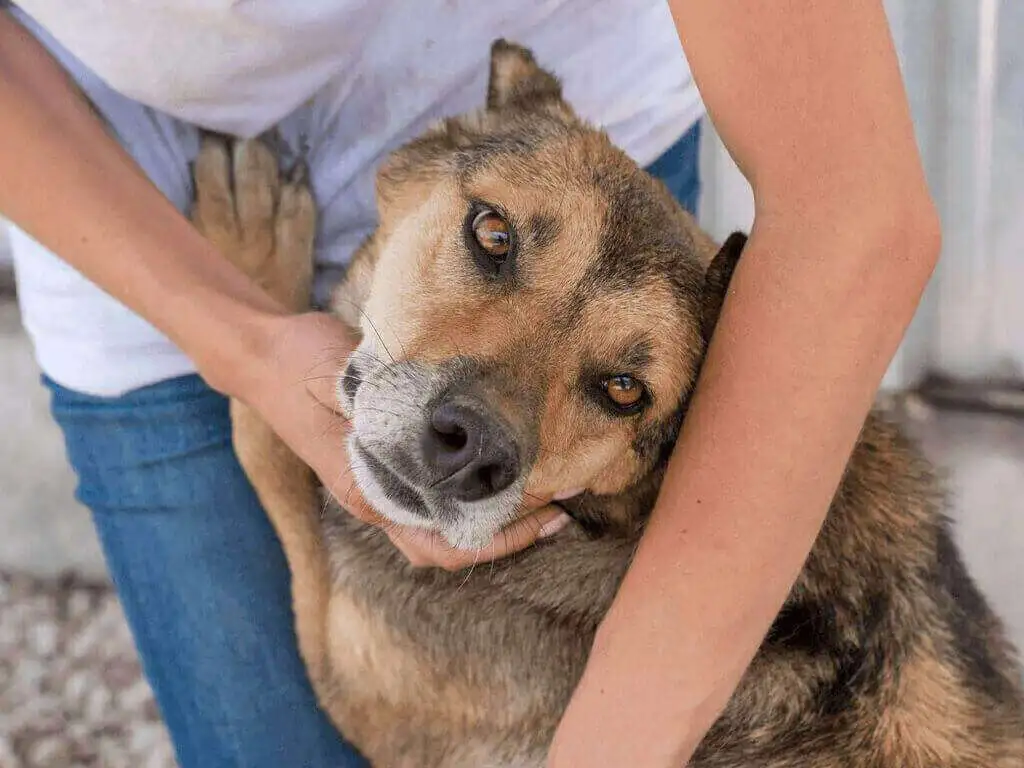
[487, 39, 566, 112]
[701, 232, 747, 342]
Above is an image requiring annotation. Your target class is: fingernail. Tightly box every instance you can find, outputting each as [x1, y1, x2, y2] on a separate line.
[539, 512, 571, 538]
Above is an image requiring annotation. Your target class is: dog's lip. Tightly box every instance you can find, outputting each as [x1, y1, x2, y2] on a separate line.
[352, 440, 429, 517]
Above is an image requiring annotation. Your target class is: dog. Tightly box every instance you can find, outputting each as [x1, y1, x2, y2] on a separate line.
[189, 40, 1024, 767]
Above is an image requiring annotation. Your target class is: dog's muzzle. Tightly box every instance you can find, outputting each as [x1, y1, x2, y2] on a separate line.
[339, 349, 530, 549]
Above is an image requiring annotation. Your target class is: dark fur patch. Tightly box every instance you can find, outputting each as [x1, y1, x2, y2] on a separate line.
[555, 164, 706, 337]
[934, 525, 1022, 703]
[587, 168, 691, 290]
[764, 591, 892, 719]
[702, 232, 747, 341]
[577, 336, 653, 381]
[820, 595, 890, 716]
[454, 133, 545, 177]
[766, 600, 842, 655]
[528, 213, 560, 253]
[631, 406, 684, 466]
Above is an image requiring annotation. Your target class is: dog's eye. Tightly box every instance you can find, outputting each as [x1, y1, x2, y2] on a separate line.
[603, 375, 646, 412]
[471, 209, 511, 262]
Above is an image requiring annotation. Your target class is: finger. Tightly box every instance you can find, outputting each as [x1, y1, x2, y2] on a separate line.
[287, 377, 381, 526]
[328, 470, 384, 527]
[389, 506, 572, 571]
[312, 444, 382, 526]
[477, 506, 571, 561]
[391, 531, 450, 569]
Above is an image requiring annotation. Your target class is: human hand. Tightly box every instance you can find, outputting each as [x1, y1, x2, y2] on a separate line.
[234, 311, 568, 570]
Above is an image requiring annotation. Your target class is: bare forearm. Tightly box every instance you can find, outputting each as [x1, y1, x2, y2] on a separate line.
[0, 12, 281, 395]
[555, 208, 937, 764]
[550, 1, 940, 764]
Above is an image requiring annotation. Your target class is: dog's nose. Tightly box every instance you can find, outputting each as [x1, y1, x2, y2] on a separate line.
[422, 398, 520, 502]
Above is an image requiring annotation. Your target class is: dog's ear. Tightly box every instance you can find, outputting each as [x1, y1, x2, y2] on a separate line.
[701, 232, 747, 341]
[487, 39, 565, 112]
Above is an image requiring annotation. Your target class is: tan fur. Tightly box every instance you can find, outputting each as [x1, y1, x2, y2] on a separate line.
[189, 41, 1024, 768]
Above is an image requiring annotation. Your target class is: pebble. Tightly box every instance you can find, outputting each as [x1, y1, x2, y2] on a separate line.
[0, 572, 175, 767]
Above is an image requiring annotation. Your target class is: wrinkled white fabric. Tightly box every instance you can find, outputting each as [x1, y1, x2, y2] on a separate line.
[8, 1, 703, 395]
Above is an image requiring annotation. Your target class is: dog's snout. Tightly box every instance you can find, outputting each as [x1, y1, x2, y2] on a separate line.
[422, 398, 519, 502]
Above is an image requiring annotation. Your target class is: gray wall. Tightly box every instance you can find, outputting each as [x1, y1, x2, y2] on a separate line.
[702, 0, 1024, 390]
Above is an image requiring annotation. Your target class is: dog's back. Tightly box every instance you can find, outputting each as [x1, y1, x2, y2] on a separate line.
[696, 411, 1024, 766]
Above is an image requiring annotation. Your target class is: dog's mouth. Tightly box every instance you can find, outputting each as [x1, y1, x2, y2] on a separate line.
[350, 440, 430, 520]
[348, 429, 612, 552]
[548, 494, 585, 523]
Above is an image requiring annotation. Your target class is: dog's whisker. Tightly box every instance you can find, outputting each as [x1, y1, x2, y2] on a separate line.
[324, 296, 398, 366]
[382, 316, 411, 361]
[456, 560, 476, 591]
[360, 311, 397, 364]
[302, 373, 348, 384]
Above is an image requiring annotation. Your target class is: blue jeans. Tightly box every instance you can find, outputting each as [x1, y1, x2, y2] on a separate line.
[44, 123, 701, 768]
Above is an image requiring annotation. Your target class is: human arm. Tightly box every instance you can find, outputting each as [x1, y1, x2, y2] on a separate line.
[547, 1, 940, 765]
[0, 11, 561, 568]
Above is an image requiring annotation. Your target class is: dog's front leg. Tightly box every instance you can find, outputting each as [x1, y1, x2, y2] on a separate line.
[190, 134, 335, 693]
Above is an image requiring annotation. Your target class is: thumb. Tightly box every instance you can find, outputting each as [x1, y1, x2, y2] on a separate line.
[299, 393, 383, 527]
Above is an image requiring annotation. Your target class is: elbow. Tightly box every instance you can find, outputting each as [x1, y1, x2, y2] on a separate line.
[755, 162, 943, 285]
[819, 187, 942, 302]
[822, 183, 942, 287]
[879, 188, 942, 278]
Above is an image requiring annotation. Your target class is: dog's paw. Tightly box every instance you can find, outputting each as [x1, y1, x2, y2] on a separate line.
[191, 134, 316, 311]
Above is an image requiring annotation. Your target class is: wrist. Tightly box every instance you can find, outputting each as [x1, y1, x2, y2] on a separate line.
[186, 298, 287, 400]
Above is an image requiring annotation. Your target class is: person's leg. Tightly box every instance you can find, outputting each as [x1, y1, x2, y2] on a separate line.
[7, 9, 365, 766]
[45, 375, 366, 768]
[644, 121, 703, 217]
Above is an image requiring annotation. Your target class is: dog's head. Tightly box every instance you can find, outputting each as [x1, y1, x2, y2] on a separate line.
[335, 40, 745, 549]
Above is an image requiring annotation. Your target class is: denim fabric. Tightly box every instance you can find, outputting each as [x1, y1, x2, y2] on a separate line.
[648, 120, 702, 217]
[44, 374, 370, 767]
[43, 120, 702, 767]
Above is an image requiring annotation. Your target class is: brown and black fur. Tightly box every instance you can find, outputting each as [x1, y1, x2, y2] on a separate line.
[190, 40, 1024, 767]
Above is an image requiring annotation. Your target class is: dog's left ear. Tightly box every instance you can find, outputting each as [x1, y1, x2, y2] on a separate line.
[487, 39, 566, 112]
[701, 232, 747, 341]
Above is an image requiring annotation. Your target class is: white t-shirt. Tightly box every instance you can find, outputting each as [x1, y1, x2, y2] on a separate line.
[8, 1, 704, 396]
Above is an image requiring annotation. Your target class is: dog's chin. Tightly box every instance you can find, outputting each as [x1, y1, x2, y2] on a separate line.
[347, 435, 515, 551]
[435, 516, 507, 552]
